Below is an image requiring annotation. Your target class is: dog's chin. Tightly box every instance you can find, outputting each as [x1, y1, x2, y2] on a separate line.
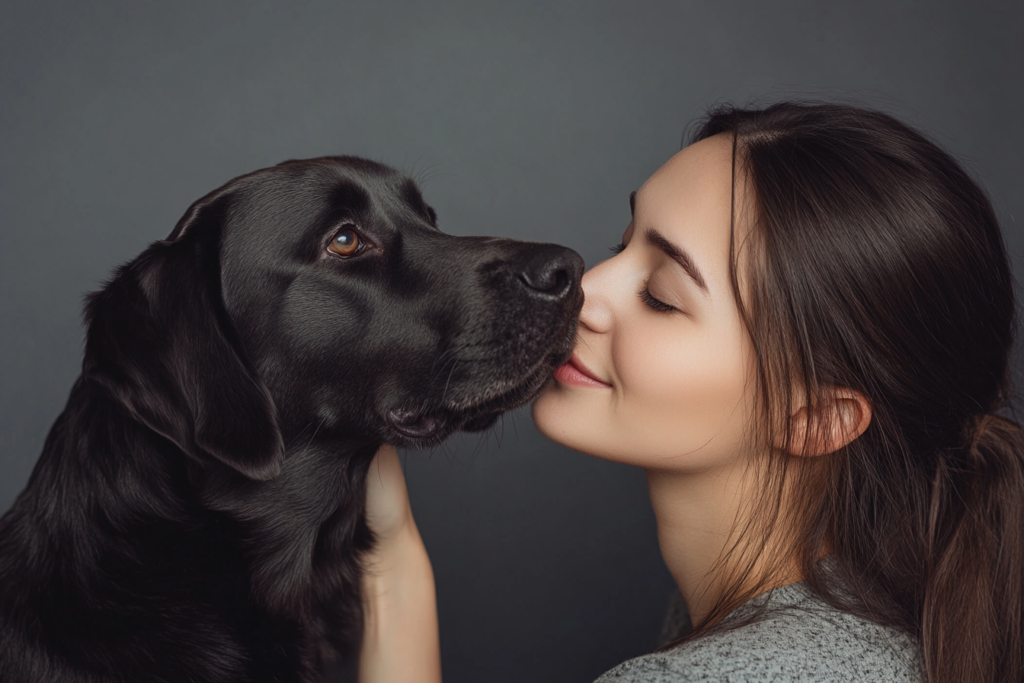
[460, 413, 501, 432]
[384, 410, 498, 448]
[386, 409, 450, 444]
[384, 386, 528, 448]
[384, 311, 580, 448]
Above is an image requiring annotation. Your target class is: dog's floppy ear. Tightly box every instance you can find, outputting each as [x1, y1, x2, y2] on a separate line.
[84, 191, 285, 480]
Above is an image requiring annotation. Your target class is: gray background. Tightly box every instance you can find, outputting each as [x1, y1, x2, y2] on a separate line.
[2, 1, 1021, 682]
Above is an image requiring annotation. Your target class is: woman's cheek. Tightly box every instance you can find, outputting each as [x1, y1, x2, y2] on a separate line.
[612, 320, 753, 466]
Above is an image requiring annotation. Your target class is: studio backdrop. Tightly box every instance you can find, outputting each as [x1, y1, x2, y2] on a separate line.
[2, 2, 1021, 682]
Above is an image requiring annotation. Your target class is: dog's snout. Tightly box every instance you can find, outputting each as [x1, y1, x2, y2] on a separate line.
[517, 247, 584, 300]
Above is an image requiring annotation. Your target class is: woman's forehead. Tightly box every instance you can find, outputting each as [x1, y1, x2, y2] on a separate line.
[638, 133, 733, 202]
[633, 134, 737, 279]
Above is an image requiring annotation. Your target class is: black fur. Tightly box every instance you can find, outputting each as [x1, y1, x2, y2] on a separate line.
[0, 157, 583, 682]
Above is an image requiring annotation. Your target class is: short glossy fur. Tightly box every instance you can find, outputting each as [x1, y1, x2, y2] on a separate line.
[0, 157, 583, 682]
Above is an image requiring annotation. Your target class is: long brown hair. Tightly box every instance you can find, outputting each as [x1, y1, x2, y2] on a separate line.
[681, 102, 1023, 683]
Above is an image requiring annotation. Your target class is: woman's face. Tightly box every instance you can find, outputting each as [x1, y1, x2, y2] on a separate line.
[533, 133, 759, 472]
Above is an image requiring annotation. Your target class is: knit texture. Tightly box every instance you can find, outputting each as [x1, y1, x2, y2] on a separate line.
[595, 582, 924, 682]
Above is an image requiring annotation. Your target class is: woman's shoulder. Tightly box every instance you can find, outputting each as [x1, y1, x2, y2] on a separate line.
[595, 583, 924, 683]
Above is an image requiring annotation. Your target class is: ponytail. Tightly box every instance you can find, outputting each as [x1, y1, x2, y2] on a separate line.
[923, 415, 1024, 682]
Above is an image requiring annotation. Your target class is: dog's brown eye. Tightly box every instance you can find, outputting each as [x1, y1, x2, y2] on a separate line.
[328, 227, 362, 257]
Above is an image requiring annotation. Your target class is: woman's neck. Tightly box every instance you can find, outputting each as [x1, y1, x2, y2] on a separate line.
[645, 456, 799, 626]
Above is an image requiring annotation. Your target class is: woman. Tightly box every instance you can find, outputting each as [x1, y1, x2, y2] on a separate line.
[358, 102, 1024, 682]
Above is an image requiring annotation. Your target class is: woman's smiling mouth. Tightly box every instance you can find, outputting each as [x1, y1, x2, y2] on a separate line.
[553, 353, 612, 388]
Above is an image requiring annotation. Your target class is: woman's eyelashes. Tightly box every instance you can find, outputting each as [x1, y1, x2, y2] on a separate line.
[639, 287, 676, 313]
[608, 241, 680, 313]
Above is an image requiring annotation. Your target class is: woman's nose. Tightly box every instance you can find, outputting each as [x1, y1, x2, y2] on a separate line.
[578, 259, 616, 333]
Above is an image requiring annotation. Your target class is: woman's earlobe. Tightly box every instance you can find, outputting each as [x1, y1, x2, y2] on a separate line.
[781, 388, 872, 457]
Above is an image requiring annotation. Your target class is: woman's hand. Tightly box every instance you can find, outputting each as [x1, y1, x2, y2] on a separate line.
[359, 444, 442, 683]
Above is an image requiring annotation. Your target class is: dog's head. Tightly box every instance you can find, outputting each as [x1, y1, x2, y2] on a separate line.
[84, 157, 582, 480]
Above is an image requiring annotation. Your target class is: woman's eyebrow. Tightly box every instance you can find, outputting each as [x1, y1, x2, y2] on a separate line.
[644, 228, 709, 293]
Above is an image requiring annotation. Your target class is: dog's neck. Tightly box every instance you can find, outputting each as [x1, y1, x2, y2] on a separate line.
[196, 433, 380, 615]
[13, 374, 379, 621]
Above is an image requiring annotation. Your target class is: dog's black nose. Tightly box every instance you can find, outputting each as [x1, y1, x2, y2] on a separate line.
[517, 247, 584, 300]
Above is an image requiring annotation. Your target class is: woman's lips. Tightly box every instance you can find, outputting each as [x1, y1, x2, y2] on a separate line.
[553, 354, 611, 388]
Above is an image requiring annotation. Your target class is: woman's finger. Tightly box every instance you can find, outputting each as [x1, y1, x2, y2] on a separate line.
[365, 443, 413, 542]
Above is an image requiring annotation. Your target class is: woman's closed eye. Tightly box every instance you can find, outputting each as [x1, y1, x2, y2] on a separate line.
[608, 241, 681, 313]
[639, 287, 676, 313]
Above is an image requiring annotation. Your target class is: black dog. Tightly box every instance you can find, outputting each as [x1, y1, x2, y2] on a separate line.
[0, 157, 583, 682]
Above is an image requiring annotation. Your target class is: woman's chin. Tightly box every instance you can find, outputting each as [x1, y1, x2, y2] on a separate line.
[532, 386, 610, 459]
[531, 384, 580, 447]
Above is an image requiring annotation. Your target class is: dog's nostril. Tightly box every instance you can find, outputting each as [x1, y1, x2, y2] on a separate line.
[518, 249, 581, 297]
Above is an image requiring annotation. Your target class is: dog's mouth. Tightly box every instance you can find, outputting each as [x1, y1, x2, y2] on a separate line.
[384, 356, 565, 444]
[384, 315, 579, 446]
[386, 409, 447, 440]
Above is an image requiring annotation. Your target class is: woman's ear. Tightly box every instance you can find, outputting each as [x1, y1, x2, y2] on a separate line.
[777, 387, 872, 457]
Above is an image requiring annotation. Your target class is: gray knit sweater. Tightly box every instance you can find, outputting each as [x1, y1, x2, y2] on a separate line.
[595, 582, 924, 682]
